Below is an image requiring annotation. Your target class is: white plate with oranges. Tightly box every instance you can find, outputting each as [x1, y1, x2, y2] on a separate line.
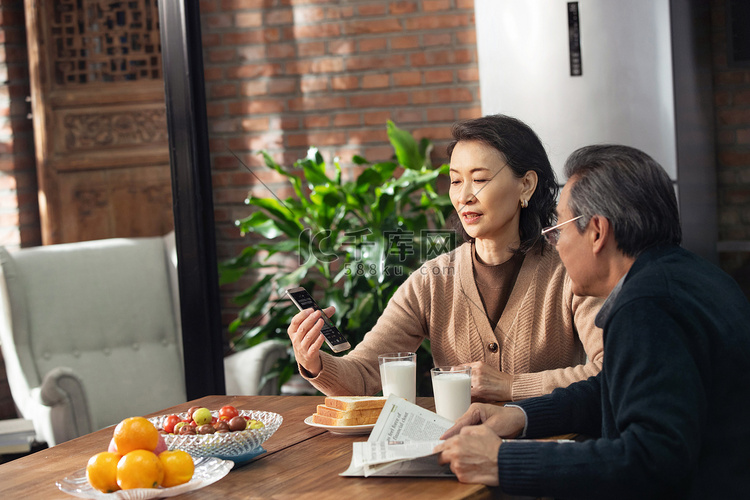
[56, 415, 235, 499]
[57, 455, 233, 499]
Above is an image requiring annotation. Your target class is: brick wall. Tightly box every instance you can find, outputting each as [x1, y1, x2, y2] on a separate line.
[0, 3, 38, 250]
[711, 0, 750, 286]
[199, 0, 482, 328]
[0, 1, 37, 420]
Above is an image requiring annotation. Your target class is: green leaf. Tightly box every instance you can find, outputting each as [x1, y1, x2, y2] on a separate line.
[420, 338, 432, 356]
[276, 263, 313, 288]
[218, 266, 247, 286]
[375, 191, 395, 217]
[309, 184, 344, 208]
[256, 239, 299, 257]
[260, 151, 285, 175]
[219, 245, 262, 285]
[346, 293, 374, 330]
[228, 317, 242, 334]
[297, 147, 331, 186]
[234, 324, 266, 344]
[354, 168, 384, 191]
[419, 138, 434, 169]
[246, 197, 304, 237]
[260, 151, 304, 200]
[220, 244, 259, 268]
[240, 219, 285, 239]
[387, 120, 423, 170]
[234, 277, 274, 307]
[333, 156, 342, 185]
[352, 155, 370, 165]
[355, 162, 398, 196]
[236, 211, 270, 228]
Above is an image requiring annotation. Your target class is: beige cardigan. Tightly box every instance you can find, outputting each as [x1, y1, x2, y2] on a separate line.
[303, 243, 604, 401]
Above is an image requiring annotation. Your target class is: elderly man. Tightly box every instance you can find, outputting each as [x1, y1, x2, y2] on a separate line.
[435, 145, 750, 498]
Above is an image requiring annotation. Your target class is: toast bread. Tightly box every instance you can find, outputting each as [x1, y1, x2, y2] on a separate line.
[315, 404, 382, 420]
[311, 396, 387, 427]
[311, 413, 380, 426]
[323, 396, 387, 412]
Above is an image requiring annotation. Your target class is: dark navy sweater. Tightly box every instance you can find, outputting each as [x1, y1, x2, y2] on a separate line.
[496, 246, 750, 499]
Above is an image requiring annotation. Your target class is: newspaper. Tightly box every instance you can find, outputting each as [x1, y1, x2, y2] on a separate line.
[340, 394, 456, 477]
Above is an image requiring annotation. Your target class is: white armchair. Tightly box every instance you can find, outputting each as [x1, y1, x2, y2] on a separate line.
[0, 233, 287, 446]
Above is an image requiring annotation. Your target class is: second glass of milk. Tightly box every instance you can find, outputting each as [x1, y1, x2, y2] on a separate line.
[431, 366, 472, 421]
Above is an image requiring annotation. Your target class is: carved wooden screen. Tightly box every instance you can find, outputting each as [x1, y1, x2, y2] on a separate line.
[25, 0, 173, 244]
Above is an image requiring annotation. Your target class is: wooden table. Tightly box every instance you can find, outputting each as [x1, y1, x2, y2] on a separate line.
[0, 396, 500, 499]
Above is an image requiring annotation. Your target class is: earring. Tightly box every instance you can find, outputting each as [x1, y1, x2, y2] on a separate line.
[521, 199, 528, 208]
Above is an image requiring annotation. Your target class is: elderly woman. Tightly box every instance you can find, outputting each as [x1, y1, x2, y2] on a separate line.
[287, 115, 604, 402]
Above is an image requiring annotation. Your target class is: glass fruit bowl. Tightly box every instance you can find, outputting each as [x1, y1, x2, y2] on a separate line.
[148, 410, 282, 460]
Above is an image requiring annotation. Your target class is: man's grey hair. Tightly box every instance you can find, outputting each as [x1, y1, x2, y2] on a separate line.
[563, 145, 682, 258]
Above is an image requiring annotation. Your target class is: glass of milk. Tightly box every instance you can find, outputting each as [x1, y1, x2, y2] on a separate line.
[430, 366, 472, 421]
[378, 352, 417, 403]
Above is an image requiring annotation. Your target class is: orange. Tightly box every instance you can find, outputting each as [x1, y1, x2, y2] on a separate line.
[113, 416, 160, 454]
[158, 450, 195, 488]
[86, 451, 121, 493]
[116, 449, 164, 490]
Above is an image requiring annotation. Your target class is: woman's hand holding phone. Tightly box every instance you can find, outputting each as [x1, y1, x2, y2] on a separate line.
[287, 306, 336, 377]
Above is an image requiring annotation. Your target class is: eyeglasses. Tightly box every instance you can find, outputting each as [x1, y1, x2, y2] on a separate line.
[541, 215, 583, 246]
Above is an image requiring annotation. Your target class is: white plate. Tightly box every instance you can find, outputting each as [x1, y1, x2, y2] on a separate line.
[304, 415, 374, 435]
[56, 456, 234, 499]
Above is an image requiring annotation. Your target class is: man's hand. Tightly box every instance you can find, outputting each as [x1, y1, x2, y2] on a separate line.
[464, 361, 513, 402]
[441, 403, 526, 440]
[434, 424, 502, 486]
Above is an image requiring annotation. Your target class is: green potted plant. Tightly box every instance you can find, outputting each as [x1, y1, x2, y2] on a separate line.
[219, 121, 457, 393]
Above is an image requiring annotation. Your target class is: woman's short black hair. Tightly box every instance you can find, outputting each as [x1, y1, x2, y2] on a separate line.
[446, 114, 558, 253]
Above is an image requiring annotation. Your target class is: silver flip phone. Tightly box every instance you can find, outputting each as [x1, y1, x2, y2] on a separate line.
[286, 287, 351, 353]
